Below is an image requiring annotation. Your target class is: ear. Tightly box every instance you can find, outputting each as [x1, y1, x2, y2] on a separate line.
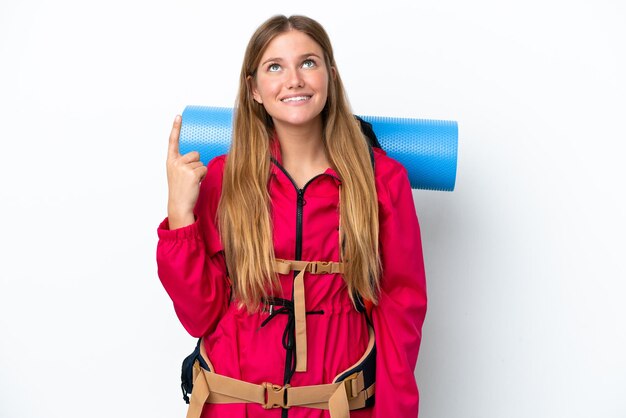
[247, 75, 263, 104]
[330, 66, 337, 80]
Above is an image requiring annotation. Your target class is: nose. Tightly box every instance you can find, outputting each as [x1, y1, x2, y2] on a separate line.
[285, 68, 304, 89]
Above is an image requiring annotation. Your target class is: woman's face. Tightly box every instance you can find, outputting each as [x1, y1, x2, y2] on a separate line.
[251, 30, 331, 132]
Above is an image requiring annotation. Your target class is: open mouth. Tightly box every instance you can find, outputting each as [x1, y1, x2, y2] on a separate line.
[281, 95, 312, 103]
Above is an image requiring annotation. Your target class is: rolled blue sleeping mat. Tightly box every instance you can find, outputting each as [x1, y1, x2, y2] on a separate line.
[180, 106, 458, 191]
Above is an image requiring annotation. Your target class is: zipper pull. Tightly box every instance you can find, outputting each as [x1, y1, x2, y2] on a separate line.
[297, 189, 306, 206]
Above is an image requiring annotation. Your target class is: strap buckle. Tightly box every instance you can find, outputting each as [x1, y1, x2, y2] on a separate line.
[262, 382, 290, 409]
[342, 373, 360, 399]
[310, 261, 332, 274]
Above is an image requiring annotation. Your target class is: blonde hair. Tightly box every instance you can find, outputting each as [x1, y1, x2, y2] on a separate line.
[218, 15, 380, 310]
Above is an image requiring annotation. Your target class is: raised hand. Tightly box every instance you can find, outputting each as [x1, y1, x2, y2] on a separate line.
[166, 115, 208, 229]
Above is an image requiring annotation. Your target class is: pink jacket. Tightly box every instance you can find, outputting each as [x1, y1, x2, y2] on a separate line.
[157, 146, 427, 417]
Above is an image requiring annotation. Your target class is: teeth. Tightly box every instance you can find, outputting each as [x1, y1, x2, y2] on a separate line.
[282, 96, 310, 102]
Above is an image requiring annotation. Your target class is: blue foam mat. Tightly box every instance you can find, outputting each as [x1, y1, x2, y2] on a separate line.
[180, 106, 457, 191]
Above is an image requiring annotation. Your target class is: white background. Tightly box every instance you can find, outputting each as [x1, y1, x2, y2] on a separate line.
[1, 1, 625, 417]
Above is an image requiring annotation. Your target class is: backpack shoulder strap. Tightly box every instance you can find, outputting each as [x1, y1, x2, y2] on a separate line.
[353, 115, 379, 321]
[355, 115, 382, 149]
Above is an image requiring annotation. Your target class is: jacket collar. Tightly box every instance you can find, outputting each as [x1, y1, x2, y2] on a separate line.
[269, 134, 341, 183]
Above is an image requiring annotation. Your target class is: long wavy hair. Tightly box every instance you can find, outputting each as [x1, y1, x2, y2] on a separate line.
[218, 15, 380, 310]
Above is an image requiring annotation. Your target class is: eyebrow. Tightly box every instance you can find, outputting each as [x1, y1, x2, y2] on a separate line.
[260, 53, 322, 67]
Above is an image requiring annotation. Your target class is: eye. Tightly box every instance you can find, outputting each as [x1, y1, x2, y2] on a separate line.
[267, 63, 281, 72]
[301, 59, 316, 69]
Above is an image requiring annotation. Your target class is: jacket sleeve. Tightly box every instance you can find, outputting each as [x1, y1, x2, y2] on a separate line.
[156, 157, 230, 338]
[372, 159, 428, 417]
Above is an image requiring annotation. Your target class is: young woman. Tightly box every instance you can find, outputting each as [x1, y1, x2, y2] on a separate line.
[157, 15, 427, 418]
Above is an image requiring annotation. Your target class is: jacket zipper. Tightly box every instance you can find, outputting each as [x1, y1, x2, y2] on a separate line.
[295, 188, 304, 261]
[271, 158, 340, 264]
[270, 159, 339, 418]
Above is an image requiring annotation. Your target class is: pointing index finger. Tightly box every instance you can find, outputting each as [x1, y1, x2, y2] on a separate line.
[168, 115, 182, 158]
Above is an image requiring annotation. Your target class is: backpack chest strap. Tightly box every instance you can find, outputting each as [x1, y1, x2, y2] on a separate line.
[274, 259, 344, 275]
[273, 259, 344, 372]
